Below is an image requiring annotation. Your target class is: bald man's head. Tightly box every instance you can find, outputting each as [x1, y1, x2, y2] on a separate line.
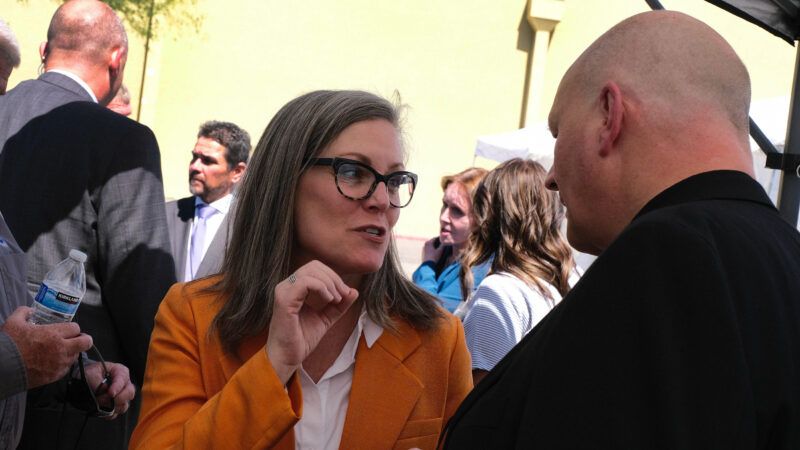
[42, 0, 129, 105]
[546, 11, 754, 254]
[564, 11, 751, 137]
[45, 0, 127, 66]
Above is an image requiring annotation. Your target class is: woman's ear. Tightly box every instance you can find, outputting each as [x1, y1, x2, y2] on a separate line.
[598, 81, 623, 157]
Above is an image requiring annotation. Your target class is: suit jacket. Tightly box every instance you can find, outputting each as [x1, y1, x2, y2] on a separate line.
[165, 196, 230, 282]
[0, 72, 176, 449]
[130, 276, 473, 450]
[0, 212, 31, 449]
[443, 171, 800, 449]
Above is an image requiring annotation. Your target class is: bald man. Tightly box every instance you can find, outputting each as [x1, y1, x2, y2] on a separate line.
[444, 11, 800, 449]
[0, 1, 175, 448]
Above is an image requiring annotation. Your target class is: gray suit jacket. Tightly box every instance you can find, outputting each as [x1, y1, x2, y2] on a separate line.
[165, 196, 230, 282]
[0, 72, 176, 449]
[0, 212, 30, 449]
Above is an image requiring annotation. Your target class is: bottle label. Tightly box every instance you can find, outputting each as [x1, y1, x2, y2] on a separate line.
[34, 284, 80, 315]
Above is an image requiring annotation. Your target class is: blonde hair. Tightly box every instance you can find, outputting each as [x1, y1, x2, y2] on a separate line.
[460, 158, 574, 300]
[440, 167, 488, 194]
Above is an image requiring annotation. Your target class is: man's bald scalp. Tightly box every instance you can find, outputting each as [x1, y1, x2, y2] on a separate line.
[46, 0, 127, 64]
[566, 11, 750, 137]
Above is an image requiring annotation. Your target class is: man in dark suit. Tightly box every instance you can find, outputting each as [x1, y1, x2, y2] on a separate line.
[0, 1, 175, 448]
[444, 11, 800, 449]
[166, 120, 249, 282]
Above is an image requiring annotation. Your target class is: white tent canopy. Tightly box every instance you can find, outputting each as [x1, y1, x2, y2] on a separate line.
[474, 96, 789, 172]
[749, 96, 789, 148]
[474, 121, 555, 169]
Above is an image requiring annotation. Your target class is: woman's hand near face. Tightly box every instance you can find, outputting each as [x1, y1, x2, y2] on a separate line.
[421, 237, 444, 263]
[266, 260, 359, 384]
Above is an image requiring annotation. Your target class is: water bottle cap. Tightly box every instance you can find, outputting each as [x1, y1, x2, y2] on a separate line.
[69, 249, 87, 263]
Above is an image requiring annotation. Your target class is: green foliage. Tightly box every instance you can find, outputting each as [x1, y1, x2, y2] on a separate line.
[102, 0, 203, 39]
[17, 0, 203, 39]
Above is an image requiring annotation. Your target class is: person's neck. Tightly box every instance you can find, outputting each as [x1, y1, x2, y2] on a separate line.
[302, 299, 362, 383]
[199, 191, 232, 206]
[448, 245, 463, 264]
[340, 273, 363, 291]
[45, 61, 106, 103]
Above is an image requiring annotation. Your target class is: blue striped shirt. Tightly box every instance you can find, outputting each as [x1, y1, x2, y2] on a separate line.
[463, 272, 578, 371]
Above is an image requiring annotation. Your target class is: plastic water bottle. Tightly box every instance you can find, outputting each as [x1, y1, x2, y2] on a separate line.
[30, 249, 87, 324]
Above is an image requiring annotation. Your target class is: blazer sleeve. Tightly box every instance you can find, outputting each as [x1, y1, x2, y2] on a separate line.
[130, 284, 302, 450]
[93, 124, 176, 386]
[0, 332, 26, 400]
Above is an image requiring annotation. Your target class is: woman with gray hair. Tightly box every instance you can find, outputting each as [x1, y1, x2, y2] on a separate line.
[131, 90, 472, 449]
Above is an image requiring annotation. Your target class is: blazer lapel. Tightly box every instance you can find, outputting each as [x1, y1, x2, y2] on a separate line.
[339, 322, 423, 449]
[212, 319, 424, 449]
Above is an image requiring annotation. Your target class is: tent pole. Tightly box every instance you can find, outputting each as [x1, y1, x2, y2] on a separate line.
[645, 0, 664, 10]
[776, 45, 800, 227]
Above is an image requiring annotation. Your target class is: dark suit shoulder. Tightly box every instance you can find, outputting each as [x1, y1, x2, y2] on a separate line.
[50, 101, 151, 135]
[628, 194, 800, 257]
[167, 197, 196, 222]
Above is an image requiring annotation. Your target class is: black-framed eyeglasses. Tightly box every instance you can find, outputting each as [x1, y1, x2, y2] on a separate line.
[66, 345, 114, 418]
[307, 157, 418, 208]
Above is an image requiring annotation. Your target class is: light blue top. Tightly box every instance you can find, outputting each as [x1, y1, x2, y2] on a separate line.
[412, 251, 489, 313]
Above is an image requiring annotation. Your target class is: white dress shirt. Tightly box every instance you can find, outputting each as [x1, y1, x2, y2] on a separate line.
[183, 194, 232, 280]
[46, 69, 98, 103]
[294, 308, 384, 450]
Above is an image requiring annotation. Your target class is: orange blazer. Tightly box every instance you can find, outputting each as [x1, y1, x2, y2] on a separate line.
[129, 277, 472, 450]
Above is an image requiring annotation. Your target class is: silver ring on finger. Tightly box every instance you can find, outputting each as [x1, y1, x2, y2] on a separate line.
[288, 273, 297, 285]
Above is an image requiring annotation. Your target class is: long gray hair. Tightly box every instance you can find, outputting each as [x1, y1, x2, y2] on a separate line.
[211, 90, 444, 354]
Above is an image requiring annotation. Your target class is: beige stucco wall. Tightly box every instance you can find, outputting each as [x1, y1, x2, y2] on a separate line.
[2, 0, 796, 243]
[143, 0, 533, 241]
[538, 0, 796, 122]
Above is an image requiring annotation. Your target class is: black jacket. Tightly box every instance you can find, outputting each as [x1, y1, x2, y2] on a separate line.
[444, 171, 800, 450]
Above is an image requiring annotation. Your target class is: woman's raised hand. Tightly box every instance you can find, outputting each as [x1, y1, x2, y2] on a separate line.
[266, 260, 359, 384]
[421, 237, 444, 263]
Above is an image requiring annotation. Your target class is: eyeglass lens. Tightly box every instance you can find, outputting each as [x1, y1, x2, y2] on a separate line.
[336, 162, 415, 207]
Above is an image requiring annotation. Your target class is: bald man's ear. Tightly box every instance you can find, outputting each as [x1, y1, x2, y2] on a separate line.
[598, 81, 623, 156]
[39, 42, 48, 62]
[109, 47, 125, 71]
